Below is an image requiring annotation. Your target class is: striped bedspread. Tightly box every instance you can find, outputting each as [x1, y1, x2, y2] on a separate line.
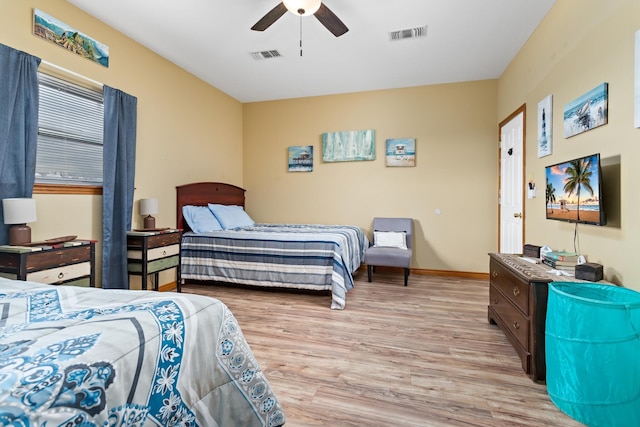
[180, 224, 368, 309]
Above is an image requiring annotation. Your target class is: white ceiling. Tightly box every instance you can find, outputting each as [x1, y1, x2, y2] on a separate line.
[66, 0, 556, 103]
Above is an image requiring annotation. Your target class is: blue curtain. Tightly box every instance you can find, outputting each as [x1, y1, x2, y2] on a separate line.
[102, 86, 137, 289]
[0, 44, 40, 245]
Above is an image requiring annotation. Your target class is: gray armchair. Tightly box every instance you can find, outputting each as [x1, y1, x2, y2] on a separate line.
[364, 217, 413, 286]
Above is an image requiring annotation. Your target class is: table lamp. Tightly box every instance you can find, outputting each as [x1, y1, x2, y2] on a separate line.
[3, 198, 37, 245]
[139, 198, 158, 229]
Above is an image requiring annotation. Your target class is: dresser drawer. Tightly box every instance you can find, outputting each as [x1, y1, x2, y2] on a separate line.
[490, 284, 529, 350]
[490, 259, 529, 316]
[26, 261, 91, 284]
[0, 246, 93, 272]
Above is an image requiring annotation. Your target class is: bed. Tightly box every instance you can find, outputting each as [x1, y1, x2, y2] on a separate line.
[0, 278, 285, 426]
[176, 182, 368, 310]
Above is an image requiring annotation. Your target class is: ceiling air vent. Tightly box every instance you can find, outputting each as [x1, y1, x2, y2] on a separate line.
[389, 25, 427, 41]
[251, 50, 282, 60]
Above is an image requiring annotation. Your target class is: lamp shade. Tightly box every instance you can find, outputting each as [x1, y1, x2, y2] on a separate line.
[2, 198, 37, 225]
[139, 198, 158, 216]
[283, 0, 321, 16]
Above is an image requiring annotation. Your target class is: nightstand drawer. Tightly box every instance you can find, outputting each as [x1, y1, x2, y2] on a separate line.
[127, 232, 181, 249]
[26, 246, 92, 271]
[128, 244, 179, 261]
[27, 261, 91, 284]
[128, 255, 179, 274]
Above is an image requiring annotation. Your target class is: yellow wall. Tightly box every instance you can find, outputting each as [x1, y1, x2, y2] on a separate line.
[243, 81, 499, 273]
[4, 0, 637, 287]
[499, 0, 640, 288]
[1, 0, 243, 287]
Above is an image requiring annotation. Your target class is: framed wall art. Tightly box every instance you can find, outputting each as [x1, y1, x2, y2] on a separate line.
[33, 8, 109, 67]
[537, 95, 552, 158]
[385, 138, 415, 167]
[288, 146, 313, 172]
[321, 129, 375, 162]
[563, 83, 608, 138]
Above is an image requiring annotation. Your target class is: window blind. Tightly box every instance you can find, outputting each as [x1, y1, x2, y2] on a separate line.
[36, 73, 104, 185]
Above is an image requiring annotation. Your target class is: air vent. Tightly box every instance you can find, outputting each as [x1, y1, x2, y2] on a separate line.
[389, 25, 427, 41]
[251, 50, 282, 60]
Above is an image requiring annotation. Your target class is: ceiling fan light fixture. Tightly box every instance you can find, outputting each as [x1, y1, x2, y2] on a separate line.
[283, 0, 321, 16]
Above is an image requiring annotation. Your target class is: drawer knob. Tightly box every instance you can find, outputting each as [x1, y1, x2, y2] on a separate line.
[162, 250, 167, 256]
[493, 298, 499, 304]
[491, 271, 498, 278]
[58, 272, 65, 279]
[513, 321, 520, 329]
[513, 287, 520, 297]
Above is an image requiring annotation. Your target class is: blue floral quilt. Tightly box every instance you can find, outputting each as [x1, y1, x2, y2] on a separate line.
[0, 278, 285, 426]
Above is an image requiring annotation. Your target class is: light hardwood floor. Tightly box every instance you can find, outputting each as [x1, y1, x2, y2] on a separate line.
[182, 270, 584, 427]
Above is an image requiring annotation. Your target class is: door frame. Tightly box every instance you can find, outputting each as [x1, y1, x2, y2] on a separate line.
[498, 104, 526, 253]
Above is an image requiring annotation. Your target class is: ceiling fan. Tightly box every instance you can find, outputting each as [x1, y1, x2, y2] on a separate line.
[251, 0, 349, 37]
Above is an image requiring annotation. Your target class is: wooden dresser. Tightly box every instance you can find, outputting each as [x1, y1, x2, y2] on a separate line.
[487, 253, 597, 383]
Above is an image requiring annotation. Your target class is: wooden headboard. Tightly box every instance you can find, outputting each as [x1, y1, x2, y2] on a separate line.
[176, 182, 246, 232]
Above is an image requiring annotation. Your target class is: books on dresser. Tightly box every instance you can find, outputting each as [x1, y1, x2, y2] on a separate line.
[542, 257, 577, 270]
[544, 251, 579, 262]
[542, 251, 579, 271]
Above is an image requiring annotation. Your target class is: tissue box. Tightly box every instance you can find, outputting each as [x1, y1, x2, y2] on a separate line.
[575, 263, 603, 282]
[523, 244, 541, 258]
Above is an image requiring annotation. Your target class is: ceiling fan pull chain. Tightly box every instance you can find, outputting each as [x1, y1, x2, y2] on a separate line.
[299, 15, 303, 57]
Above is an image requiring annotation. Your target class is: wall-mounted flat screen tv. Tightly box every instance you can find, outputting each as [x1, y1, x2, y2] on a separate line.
[545, 153, 606, 226]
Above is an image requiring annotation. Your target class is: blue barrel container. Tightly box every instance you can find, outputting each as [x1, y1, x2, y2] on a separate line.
[546, 282, 640, 427]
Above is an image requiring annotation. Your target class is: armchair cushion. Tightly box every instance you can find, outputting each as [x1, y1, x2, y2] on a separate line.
[373, 231, 407, 250]
[365, 246, 412, 268]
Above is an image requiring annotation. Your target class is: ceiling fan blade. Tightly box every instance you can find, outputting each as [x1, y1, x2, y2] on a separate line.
[314, 3, 349, 37]
[251, 2, 288, 32]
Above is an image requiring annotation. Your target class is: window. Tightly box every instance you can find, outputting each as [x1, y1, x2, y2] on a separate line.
[35, 73, 103, 192]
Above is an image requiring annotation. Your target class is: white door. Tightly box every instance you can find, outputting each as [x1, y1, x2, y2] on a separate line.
[499, 107, 525, 254]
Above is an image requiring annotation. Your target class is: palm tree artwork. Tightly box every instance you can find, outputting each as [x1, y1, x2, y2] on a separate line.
[546, 182, 557, 213]
[563, 157, 595, 221]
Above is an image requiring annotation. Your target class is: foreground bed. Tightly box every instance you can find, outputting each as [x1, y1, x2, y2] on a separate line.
[0, 278, 285, 426]
[176, 182, 368, 310]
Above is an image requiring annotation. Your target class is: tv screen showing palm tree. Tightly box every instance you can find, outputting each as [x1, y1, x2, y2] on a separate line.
[545, 153, 606, 226]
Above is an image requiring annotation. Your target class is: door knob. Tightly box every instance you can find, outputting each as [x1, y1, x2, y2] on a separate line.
[513, 212, 522, 218]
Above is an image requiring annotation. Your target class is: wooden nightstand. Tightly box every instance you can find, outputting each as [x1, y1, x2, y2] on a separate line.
[0, 241, 96, 287]
[127, 229, 181, 291]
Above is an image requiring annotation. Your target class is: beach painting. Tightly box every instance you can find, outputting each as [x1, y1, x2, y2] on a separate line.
[322, 130, 375, 162]
[288, 146, 313, 172]
[563, 83, 608, 138]
[385, 138, 415, 167]
[537, 95, 552, 158]
[545, 154, 603, 224]
[33, 8, 109, 67]
[635, 30, 640, 128]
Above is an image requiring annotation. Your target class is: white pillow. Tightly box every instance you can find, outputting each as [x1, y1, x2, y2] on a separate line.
[374, 231, 407, 250]
[208, 204, 255, 229]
